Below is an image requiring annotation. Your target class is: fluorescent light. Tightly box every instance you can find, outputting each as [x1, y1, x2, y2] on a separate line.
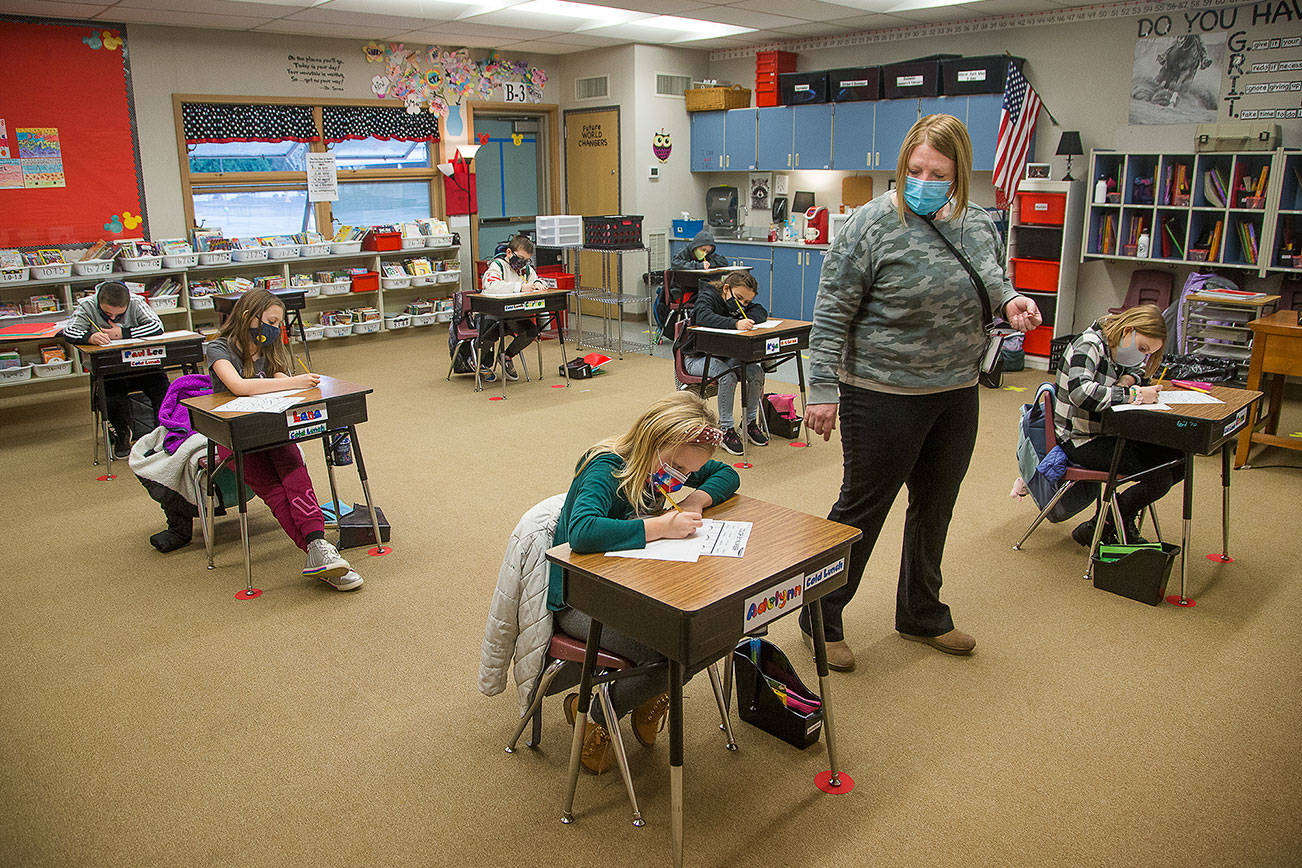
[507, 0, 645, 23]
[887, 0, 971, 10]
[586, 15, 755, 41]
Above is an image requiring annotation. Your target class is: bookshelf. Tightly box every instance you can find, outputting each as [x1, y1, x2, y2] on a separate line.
[1005, 179, 1085, 368]
[1081, 147, 1300, 277]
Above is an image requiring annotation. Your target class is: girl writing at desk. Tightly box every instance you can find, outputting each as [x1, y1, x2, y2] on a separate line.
[478, 234, 546, 382]
[207, 288, 362, 591]
[1055, 304, 1182, 547]
[550, 391, 739, 774]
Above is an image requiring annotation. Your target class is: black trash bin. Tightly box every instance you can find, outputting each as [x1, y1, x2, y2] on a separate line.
[1092, 543, 1180, 606]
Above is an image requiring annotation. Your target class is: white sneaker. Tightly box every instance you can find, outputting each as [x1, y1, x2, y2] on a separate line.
[320, 568, 363, 591]
[303, 538, 350, 582]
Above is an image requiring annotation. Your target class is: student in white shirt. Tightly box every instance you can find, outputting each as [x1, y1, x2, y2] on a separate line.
[479, 234, 546, 381]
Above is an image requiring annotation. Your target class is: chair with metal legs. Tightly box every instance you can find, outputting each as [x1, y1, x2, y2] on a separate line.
[506, 632, 737, 828]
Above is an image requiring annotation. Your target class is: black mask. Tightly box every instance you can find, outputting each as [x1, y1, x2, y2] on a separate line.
[250, 322, 281, 346]
[508, 254, 528, 275]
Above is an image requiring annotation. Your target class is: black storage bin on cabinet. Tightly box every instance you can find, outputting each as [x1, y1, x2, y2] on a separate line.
[882, 54, 958, 99]
[828, 66, 882, 102]
[582, 215, 644, 250]
[779, 71, 830, 105]
[941, 55, 1023, 95]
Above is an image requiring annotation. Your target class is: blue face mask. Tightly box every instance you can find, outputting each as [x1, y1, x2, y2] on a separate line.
[903, 176, 952, 217]
[250, 321, 281, 346]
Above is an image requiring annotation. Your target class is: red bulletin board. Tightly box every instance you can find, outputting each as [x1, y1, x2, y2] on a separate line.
[0, 18, 147, 249]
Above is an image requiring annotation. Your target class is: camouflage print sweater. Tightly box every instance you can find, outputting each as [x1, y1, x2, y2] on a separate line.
[808, 192, 1021, 402]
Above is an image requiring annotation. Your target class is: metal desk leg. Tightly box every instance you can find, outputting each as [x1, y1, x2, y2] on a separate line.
[1085, 437, 1127, 581]
[294, 309, 312, 366]
[696, 353, 714, 400]
[668, 659, 685, 868]
[1217, 444, 1233, 562]
[204, 440, 217, 571]
[810, 600, 848, 792]
[795, 353, 812, 445]
[498, 331, 509, 400]
[707, 661, 737, 751]
[557, 311, 572, 387]
[322, 435, 343, 527]
[234, 449, 254, 595]
[562, 618, 603, 825]
[347, 425, 388, 555]
[1170, 453, 1197, 606]
[535, 314, 545, 381]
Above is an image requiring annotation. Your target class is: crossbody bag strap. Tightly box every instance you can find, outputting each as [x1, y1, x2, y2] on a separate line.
[919, 215, 996, 330]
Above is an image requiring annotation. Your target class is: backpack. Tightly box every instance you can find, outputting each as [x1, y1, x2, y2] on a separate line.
[1016, 383, 1097, 523]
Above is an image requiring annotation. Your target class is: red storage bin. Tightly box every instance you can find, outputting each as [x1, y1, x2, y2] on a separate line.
[1016, 192, 1066, 226]
[1010, 258, 1060, 294]
[756, 50, 797, 74]
[351, 271, 379, 292]
[1023, 325, 1054, 356]
[362, 230, 402, 251]
[756, 86, 780, 107]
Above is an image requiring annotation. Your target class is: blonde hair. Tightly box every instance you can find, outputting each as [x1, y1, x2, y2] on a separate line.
[216, 288, 291, 378]
[578, 391, 720, 514]
[894, 114, 973, 224]
[1098, 304, 1167, 376]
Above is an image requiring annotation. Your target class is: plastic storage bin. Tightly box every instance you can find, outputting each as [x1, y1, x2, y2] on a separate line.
[671, 219, 704, 239]
[0, 364, 33, 382]
[1, 266, 30, 282]
[323, 323, 353, 338]
[411, 312, 437, 327]
[73, 260, 113, 276]
[583, 215, 644, 250]
[828, 67, 882, 101]
[756, 50, 797, 107]
[119, 256, 163, 273]
[231, 247, 269, 262]
[1010, 258, 1061, 294]
[198, 251, 232, 266]
[189, 295, 215, 309]
[882, 54, 957, 99]
[299, 242, 332, 257]
[435, 269, 460, 284]
[331, 240, 363, 255]
[1023, 325, 1055, 356]
[941, 56, 1022, 95]
[1017, 191, 1067, 225]
[537, 215, 583, 247]
[384, 313, 411, 329]
[304, 325, 325, 341]
[779, 71, 830, 105]
[363, 230, 402, 251]
[30, 263, 73, 280]
[265, 244, 299, 259]
[33, 359, 73, 377]
[148, 296, 180, 312]
[321, 280, 351, 296]
[352, 319, 381, 334]
[382, 275, 412, 289]
[1092, 543, 1179, 606]
[162, 253, 199, 269]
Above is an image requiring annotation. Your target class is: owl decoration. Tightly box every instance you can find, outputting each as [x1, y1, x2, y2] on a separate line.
[652, 129, 672, 162]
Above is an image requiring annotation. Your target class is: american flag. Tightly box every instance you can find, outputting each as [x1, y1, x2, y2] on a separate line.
[993, 61, 1042, 208]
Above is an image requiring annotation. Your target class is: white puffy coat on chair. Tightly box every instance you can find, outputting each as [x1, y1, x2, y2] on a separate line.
[478, 493, 566, 716]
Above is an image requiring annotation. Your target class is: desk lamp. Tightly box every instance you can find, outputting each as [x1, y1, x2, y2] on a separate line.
[1056, 131, 1083, 181]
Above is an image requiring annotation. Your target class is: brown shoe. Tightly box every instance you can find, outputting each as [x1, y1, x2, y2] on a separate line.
[631, 692, 670, 747]
[802, 630, 856, 672]
[898, 628, 976, 656]
[564, 693, 614, 774]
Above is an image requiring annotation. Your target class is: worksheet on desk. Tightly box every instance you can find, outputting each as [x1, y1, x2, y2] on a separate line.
[605, 519, 751, 562]
[1158, 390, 1223, 404]
[212, 390, 309, 413]
[750, 319, 785, 329]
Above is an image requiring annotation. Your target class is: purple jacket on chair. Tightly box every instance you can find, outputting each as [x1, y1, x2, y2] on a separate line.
[158, 374, 214, 454]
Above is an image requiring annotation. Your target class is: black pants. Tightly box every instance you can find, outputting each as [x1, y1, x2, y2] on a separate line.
[800, 383, 979, 642]
[104, 372, 170, 439]
[1060, 437, 1185, 522]
[480, 317, 540, 360]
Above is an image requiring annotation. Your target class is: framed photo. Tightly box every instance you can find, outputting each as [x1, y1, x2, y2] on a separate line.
[1026, 163, 1052, 179]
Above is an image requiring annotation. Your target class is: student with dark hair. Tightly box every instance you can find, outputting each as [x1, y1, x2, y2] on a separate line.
[478, 234, 545, 381]
[64, 280, 168, 458]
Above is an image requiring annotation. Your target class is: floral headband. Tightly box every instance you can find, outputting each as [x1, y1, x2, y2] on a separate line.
[690, 424, 725, 446]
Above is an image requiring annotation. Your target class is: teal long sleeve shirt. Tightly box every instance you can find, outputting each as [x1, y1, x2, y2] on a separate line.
[547, 451, 741, 612]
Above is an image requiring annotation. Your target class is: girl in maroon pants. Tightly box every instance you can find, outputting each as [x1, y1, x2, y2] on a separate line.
[207, 289, 361, 591]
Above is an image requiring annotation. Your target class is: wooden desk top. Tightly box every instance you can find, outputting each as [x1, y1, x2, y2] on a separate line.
[689, 318, 812, 338]
[1142, 384, 1262, 422]
[547, 494, 859, 613]
[475, 287, 570, 300]
[1186, 292, 1281, 308]
[1248, 309, 1302, 337]
[182, 374, 371, 419]
[73, 330, 203, 353]
[668, 266, 752, 274]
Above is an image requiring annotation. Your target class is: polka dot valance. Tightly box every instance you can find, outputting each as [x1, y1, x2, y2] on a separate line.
[321, 105, 439, 143]
[182, 103, 318, 144]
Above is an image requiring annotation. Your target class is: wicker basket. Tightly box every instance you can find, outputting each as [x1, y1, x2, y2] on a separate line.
[685, 84, 751, 112]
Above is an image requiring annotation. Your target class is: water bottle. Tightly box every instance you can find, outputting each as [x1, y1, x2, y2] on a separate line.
[330, 432, 353, 466]
[1136, 231, 1150, 259]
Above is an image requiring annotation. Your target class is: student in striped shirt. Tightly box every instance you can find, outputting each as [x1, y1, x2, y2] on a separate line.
[1053, 304, 1184, 546]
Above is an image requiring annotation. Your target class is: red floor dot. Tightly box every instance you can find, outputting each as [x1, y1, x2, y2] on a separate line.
[814, 770, 854, 794]
[235, 588, 263, 600]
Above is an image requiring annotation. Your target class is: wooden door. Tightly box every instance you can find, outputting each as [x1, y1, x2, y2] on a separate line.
[565, 107, 620, 296]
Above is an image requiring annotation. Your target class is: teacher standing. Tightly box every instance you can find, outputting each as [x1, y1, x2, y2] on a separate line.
[799, 114, 1041, 670]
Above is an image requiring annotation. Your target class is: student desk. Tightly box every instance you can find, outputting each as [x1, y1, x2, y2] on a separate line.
[213, 288, 312, 365]
[687, 319, 814, 455]
[658, 266, 753, 344]
[1235, 310, 1302, 468]
[182, 375, 385, 597]
[468, 289, 572, 398]
[547, 494, 860, 866]
[74, 330, 205, 478]
[1094, 384, 1262, 606]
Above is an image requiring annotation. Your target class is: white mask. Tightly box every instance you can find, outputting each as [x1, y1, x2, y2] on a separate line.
[1113, 331, 1148, 368]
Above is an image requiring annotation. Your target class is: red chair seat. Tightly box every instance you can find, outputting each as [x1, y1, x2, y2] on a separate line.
[1062, 467, 1116, 483]
[548, 633, 632, 670]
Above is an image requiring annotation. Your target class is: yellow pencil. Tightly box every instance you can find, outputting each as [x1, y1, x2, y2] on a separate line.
[294, 353, 313, 375]
[1180, 384, 1212, 394]
[659, 484, 685, 513]
[733, 296, 748, 319]
[1158, 365, 1168, 382]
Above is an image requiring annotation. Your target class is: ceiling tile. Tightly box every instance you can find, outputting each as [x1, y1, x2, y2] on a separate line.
[688, 5, 806, 28]
[421, 20, 555, 37]
[727, 0, 874, 20]
[544, 31, 628, 44]
[962, 0, 1061, 13]
[0, 0, 114, 14]
[403, 31, 514, 46]
[113, 0, 307, 14]
[455, 8, 581, 31]
[824, 11, 915, 26]
[282, 6, 436, 27]
[495, 39, 594, 52]
[96, 7, 276, 26]
[589, 0, 715, 13]
[883, 5, 979, 21]
[771, 21, 856, 34]
[253, 19, 412, 37]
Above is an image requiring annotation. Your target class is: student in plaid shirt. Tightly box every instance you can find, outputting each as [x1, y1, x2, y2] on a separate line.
[1053, 304, 1184, 547]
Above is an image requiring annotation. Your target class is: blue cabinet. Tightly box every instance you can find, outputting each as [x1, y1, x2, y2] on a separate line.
[870, 99, 916, 171]
[755, 106, 793, 171]
[801, 250, 825, 321]
[691, 111, 725, 172]
[769, 248, 803, 319]
[793, 104, 834, 170]
[831, 102, 874, 171]
[966, 94, 1002, 172]
[723, 109, 756, 171]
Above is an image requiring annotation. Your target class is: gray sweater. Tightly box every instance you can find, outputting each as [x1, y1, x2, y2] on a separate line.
[63, 288, 164, 344]
[808, 193, 1021, 402]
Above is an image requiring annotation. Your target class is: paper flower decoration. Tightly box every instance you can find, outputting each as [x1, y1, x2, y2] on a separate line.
[363, 41, 386, 62]
[405, 93, 423, 114]
[387, 43, 412, 66]
[121, 211, 142, 230]
[371, 74, 392, 97]
[101, 31, 122, 50]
